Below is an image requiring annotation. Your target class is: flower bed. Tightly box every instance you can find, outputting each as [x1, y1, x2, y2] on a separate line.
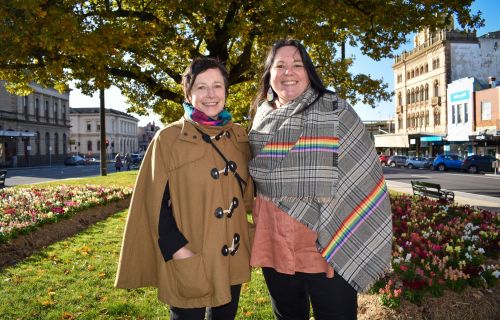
[373, 194, 499, 308]
[0, 185, 132, 244]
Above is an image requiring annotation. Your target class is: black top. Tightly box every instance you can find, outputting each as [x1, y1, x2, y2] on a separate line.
[157, 182, 188, 261]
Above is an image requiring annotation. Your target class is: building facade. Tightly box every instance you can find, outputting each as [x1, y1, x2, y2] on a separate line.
[377, 26, 500, 156]
[138, 122, 161, 153]
[473, 85, 500, 158]
[69, 108, 139, 159]
[0, 81, 70, 167]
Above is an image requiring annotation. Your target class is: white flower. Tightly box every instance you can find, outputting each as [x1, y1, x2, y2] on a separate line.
[405, 253, 412, 262]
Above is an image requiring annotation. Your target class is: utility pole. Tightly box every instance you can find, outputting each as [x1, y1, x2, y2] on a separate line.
[99, 89, 107, 176]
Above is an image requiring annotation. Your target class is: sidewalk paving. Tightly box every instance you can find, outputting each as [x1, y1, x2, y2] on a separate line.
[386, 180, 500, 212]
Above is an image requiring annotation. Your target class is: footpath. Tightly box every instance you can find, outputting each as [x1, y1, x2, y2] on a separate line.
[386, 176, 500, 212]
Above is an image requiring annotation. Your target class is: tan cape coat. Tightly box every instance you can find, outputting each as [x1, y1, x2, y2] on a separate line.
[115, 117, 254, 308]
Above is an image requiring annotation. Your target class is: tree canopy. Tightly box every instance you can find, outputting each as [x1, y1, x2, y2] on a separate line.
[0, 0, 483, 123]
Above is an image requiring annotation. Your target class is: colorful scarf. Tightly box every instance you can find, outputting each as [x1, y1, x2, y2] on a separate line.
[248, 88, 392, 292]
[183, 102, 232, 126]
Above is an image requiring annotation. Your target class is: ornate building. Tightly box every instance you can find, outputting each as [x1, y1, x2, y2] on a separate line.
[0, 81, 70, 167]
[386, 25, 500, 156]
[69, 108, 139, 159]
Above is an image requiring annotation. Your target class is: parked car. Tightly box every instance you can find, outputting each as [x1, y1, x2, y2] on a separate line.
[432, 154, 463, 171]
[130, 153, 143, 165]
[64, 155, 86, 166]
[405, 156, 433, 169]
[461, 155, 499, 173]
[379, 154, 390, 166]
[387, 155, 408, 167]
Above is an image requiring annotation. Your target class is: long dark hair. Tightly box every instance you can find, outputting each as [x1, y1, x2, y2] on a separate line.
[249, 40, 327, 117]
[182, 57, 229, 102]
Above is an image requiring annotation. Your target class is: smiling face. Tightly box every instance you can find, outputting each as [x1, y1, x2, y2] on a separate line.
[270, 45, 311, 105]
[188, 68, 226, 118]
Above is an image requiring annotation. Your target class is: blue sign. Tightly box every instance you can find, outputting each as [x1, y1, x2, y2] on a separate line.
[421, 136, 443, 142]
[450, 90, 470, 102]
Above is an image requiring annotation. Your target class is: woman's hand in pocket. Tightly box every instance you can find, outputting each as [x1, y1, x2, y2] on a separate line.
[172, 246, 195, 260]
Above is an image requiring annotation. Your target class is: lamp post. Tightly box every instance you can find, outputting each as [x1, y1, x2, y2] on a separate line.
[99, 89, 107, 176]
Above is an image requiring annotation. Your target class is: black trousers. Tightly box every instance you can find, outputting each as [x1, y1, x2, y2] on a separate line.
[262, 267, 357, 320]
[169, 285, 241, 320]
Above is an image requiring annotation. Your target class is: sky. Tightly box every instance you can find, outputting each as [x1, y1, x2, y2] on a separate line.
[69, 0, 500, 127]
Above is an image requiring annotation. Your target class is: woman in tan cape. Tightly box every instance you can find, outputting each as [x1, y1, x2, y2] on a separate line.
[115, 58, 254, 320]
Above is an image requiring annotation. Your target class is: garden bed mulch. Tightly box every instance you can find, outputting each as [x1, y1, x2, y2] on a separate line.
[0, 198, 130, 270]
[358, 284, 499, 319]
[0, 197, 498, 319]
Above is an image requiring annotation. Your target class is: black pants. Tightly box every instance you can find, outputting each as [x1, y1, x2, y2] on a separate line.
[169, 285, 241, 320]
[262, 267, 357, 320]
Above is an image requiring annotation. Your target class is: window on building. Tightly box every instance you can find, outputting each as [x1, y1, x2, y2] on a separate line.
[45, 100, 49, 121]
[411, 89, 415, 103]
[433, 81, 439, 97]
[425, 113, 429, 126]
[398, 117, 403, 129]
[425, 84, 429, 100]
[420, 85, 424, 101]
[97, 140, 101, 151]
[464, 103, 468, 123]
[425, 64, 428, 73]
[63, 133, 67, 155]
[434, 112, 440, 126]
[420, 66, 424, 74]
[45, 132, 50, 155]
[407, 71, 411, 79]
[415, 68, 419, 77]
[457, 104, 462, 123]
[35, 98, 40, 121]
[398, 92, 402, 106]
[53, 102, 58, 123]
[481, 101, 491, 120]
[436, 58, 440, 68]
[411, 70, 415, 78]
[36, 131, 41, 155]
[97, 122, 100, 131]
[24, 96, 29, 119]
[415, 87, 420, 102]
[88, 140, 93, 151]
[87, 122, 91, 132]
[451, 105, 456, 124]
[54, 133, 59, 155]
[62, 104, 66, 123]
[406, 90, 410, 105]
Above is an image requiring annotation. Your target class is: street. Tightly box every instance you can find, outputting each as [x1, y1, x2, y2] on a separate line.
[382, 167, 500, 198]
[4, 165, 500, 200]
[3, 163, 122, 187]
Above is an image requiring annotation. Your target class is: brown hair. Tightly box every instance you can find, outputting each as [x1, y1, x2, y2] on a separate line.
[182, 58, 229, 102]
[249, 40, 327, 119]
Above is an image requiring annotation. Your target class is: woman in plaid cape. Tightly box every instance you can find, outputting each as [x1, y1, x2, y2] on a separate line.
[247, 40, 392, 320]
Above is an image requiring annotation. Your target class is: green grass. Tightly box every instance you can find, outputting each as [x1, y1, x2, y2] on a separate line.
[15, 170, 139, 189]
[1, 172, 275, 319]
[0, 209, 274, 319]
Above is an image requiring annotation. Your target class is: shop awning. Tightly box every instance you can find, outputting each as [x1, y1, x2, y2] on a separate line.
[0, 130, 36, 137]
[374, 133, 409, 148]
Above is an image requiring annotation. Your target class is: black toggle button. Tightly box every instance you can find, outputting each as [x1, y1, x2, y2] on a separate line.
[221, 245, 229, 256]
[227, 161, 237, 172]
[214, 207, 224, 219]
[233, 233, 240, 243]
[211, 168, 220, 179]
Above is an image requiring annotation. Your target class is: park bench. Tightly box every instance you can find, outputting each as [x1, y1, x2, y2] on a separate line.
[411, 180, 454, 201]
[0, 169, 6, 188]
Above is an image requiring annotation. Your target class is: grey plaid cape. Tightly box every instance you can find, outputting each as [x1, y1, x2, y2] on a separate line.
[248, 88, 392, 292]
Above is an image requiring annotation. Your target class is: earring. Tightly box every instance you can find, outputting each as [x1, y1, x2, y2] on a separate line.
[267, 87, 274, 102]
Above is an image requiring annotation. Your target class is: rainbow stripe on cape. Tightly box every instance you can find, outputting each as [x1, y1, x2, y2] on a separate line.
[257, 136, 339, 158]
[321, 177, 388, 262]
